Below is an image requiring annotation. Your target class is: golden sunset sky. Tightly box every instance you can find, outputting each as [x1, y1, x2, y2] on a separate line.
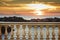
[0, 0, 60, 19]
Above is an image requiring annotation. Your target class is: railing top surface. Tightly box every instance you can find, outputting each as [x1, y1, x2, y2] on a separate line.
[0, 22, 60, 24]
[0, 22, 60, 25]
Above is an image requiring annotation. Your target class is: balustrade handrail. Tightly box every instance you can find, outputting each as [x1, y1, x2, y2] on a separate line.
[0, 22, 60, 23]
[0, 22, 60, 25]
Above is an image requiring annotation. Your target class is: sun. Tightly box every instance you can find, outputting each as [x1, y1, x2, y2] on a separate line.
[33, 9, 43, 15]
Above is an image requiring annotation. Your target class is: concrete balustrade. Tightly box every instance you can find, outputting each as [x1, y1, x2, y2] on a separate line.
[0, 22, 60, 40]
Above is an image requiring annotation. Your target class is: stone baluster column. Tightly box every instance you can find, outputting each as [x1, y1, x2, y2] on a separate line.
[54, 26, 59, 40]
[42, 26, 47, 40]
[19, 25, 23, 40]
[25, 25, 29, 40]
[7, 25, 11, 40]
[37, 26, 41, 40]
[13, 25, 17, 40]
[1, 25, 5, 40]
[49, 26, 53, 40]
[30, 26, 35, 40]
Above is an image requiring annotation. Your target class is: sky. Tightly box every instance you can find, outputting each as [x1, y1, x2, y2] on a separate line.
[0, 0, 60, 19]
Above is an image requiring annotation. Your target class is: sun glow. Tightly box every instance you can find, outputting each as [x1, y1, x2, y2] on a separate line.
[25, 3, 56, 15]
[33, 10, 43, 15]
[25, 3, 56, 10]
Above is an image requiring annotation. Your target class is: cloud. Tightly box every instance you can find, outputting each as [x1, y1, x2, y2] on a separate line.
[1, 0, 60, 4]
[0, 0, 60, 16]
[1, 0, 13, 2]
[0, 0, 60, 7]
[13, 0, 60, 3]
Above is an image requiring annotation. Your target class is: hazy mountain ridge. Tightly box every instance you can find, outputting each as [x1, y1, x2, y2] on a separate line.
[0, 16, 60, 22]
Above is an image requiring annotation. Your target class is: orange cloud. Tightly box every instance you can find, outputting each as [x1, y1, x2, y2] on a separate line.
[0, 2, 60, 16]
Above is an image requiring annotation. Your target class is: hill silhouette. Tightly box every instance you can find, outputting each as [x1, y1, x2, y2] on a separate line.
[0, 16, 60, 22]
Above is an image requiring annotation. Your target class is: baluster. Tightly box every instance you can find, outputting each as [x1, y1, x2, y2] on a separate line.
[19, 25, 23, 40]
[30, 26, 35, 40]
[37, 26, 41, 40]
[1, 26, 5, 40]
[49, 26, 53, 40]
[13, 25, 17, 40]
[25, 25, 29, 40]
[54, 26, 59, 40]
[42, 25, 47, 40]
[7, 25, 11, 40]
